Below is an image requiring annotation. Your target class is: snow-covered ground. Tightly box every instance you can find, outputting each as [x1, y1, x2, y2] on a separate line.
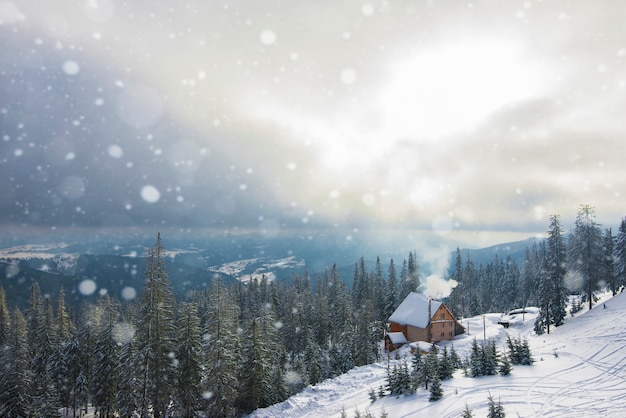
[250, 291, 625, 418]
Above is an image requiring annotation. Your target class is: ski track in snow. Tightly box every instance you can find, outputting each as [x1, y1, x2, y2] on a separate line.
[249, 292, 626, 418]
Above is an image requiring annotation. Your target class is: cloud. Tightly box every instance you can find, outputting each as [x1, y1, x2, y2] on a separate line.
[2, 1, 626, 246]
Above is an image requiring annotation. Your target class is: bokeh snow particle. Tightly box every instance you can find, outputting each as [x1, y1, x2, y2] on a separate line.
[361, 3, 375, 16]
[62, 60, 80, 76]
[107, 144, 124, 158]
[82, 0, 115, 22]
[260, 29, 277, 45]
[141, 185, 161, 203]
[121, 286, 137, 300]
[340, 68, 357, 84]
[112, 322, 136, 344]
[78, 279, 97, 296]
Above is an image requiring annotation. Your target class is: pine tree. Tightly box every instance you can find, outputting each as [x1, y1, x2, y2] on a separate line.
[238, 317, 273, 412]
[535, 214, 569, 335]
[410, 349, 425, 390]
[429, 375, 443, 401]
[602, 228, 616, 295]
[569, 204, 603, 309]
[446, 248, 465, 317]
[30, 296, 61, 417]
[499, 353, 512, 376]
[384, 258, 398, 319]
[483, 340, 499, 376]
[438, 345, 454, 380]
[487, 392, 506, 418]
[613, 218, 626, 292]
[387, 362, 411, 395]
[137, 233, 177, 418]
[56, 285, 73, 342]
[116, 307, 139, 418]
[203, 278, 241, 418]
[399, 252, 420, 302]
[64, 326, 89, 418]
[304, 336, 324, 386]
[0, 308, 32, 418]
[461, 402, 474, 418]
[423, 345, 440, 389]
[93, 297, 121, 418]
[0, 286, 11, 345]
[469, 338, 483, 377]
[175, 302, 203, 418]
[450, 344, 462, 369]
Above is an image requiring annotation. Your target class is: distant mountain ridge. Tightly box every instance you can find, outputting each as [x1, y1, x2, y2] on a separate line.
[0, 232, 541, 310]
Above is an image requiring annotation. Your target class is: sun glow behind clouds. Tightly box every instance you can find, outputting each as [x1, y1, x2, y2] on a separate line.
[382, 40, 545, 140]
[250, 39, 548, 225]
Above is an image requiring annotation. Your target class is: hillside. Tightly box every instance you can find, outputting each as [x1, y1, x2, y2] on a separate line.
[249, 291, 625, 417]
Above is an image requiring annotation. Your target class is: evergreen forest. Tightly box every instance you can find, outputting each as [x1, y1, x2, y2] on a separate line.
[1, 205, 624, 417]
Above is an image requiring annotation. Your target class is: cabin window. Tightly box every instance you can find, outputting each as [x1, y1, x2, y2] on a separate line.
[440, 313, 445, 319]
[441, 323, 445, 328]
[440, 332, 445, 337]
[448, 331, 453, 337]
[449, 322, 453, 327]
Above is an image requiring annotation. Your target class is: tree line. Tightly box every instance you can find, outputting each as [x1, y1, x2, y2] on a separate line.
[445, 204, 626, 334]
[0, 234, 423, 417]
[1, 204, 622, 416]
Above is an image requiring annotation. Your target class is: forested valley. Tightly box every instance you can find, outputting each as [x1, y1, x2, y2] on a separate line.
[1, 205, 625, 417]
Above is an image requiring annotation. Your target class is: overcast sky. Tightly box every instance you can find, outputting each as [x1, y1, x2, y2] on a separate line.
[1, 0, 625, 248]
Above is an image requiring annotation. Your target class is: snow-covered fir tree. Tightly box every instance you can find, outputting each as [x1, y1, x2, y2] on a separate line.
[568, 204, 604, 310]
[137, 233, 177, 418]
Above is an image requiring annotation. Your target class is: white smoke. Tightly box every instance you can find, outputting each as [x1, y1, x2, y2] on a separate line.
[419, 243, 458, 299]
[424, 274, 458, 299]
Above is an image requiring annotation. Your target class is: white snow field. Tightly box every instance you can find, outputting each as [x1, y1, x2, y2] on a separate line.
[250, 291, 626, 417]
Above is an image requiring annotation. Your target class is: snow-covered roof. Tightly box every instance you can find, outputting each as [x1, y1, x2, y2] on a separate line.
[387, 332, 408, 345]
[388, 292, 442, 328]
[409, 341, 434, 353]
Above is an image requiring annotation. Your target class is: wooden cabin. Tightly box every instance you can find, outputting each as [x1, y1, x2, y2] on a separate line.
[388, 292, 465, 348]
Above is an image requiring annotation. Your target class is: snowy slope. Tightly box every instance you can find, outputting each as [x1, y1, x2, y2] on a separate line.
[250, 291, 625, 418]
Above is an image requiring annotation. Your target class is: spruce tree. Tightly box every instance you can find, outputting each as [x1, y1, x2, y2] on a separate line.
[461, 402, 474, 418]
[137, 233, 177, 418]
[410, 349, 425, 390]
[499, 353, 512, 376]
[438, 345, 454, 380]
[0, 286, 11, 346]
[238, 317, 272, 412]
[568, 204, 603, 309]
[423, 345, 440, 389]
[469, 338, 483, 377]
[0, 308, 32, 418]
[175, 302, 203, 418]
[30, 296, 61, 417]
[204, 278, 241, 418]
[384, 258, 398, 319]
[602, 228, 616, 295]
[546, 215, 568, 327]
[93, 297, 121, 418]
[613, 218, 626, 292]
[487, 392, 506, 418]
[429, 375, 443, 401]
[116, 307, 139, 418]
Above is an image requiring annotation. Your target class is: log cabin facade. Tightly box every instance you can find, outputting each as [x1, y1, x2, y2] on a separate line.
[386, 292, 465, 350]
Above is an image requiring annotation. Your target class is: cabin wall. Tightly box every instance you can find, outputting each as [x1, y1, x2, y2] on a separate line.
[406, 324, 429, 342]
